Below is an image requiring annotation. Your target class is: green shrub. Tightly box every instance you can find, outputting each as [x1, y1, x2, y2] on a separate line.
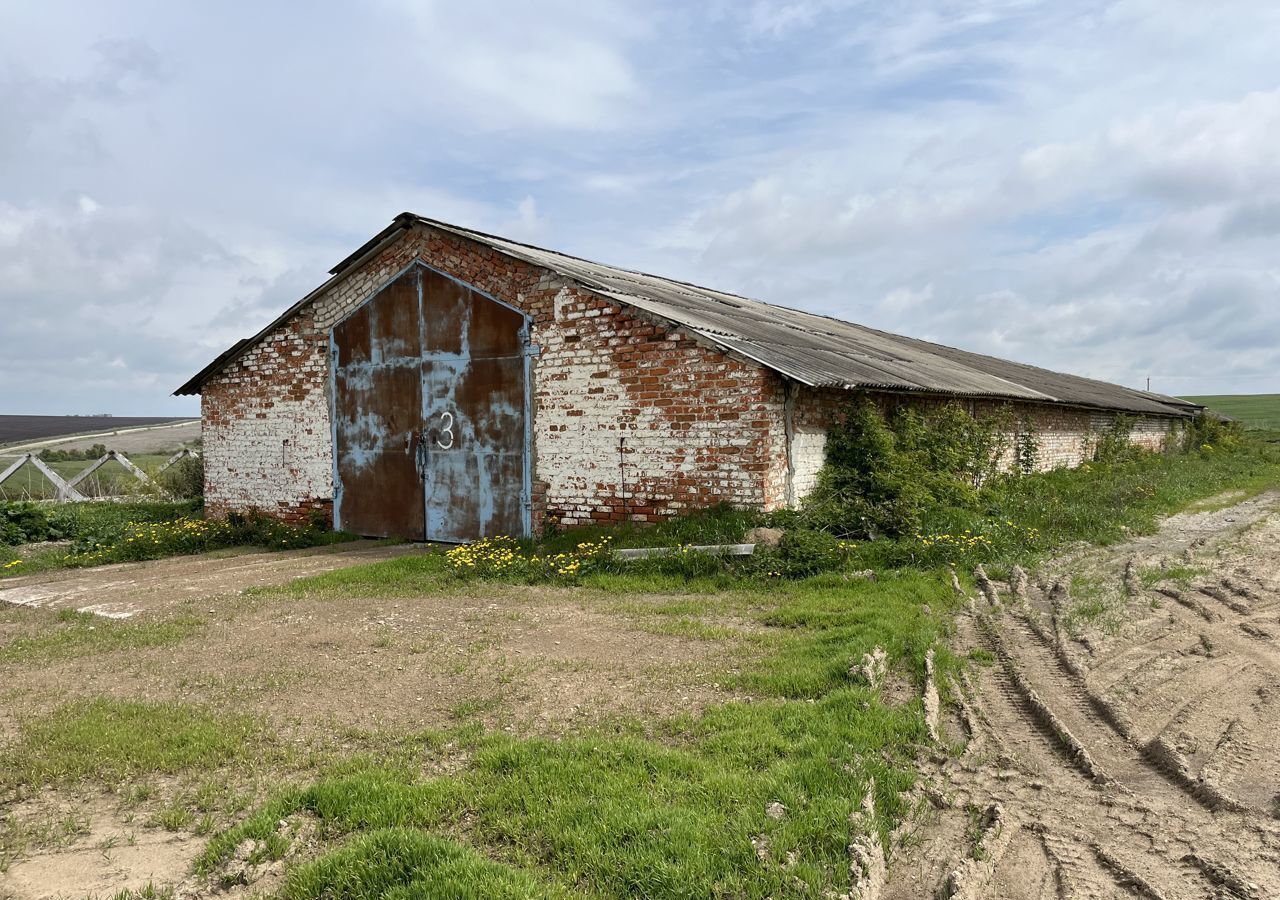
[1092, 416, 1142, 464]
[773, 528, 849, 577]
[804, 399, 1007, 538]
[1183, 412, 1243, 454]
[1015, 427, 1040, 474]
[0, 502, 65, 545]
[159, 455, 203, 500]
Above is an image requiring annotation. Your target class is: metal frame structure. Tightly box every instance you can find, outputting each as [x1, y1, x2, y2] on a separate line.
[0, 454, 86, 502]
[0, 449, 201, 503]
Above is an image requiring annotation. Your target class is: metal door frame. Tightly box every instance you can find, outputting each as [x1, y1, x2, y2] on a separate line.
[329, 259, 534, 539]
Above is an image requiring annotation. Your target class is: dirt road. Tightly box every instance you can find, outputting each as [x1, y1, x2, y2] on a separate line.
[887, 492, 1280, 899]
[0, 541, 422, 619]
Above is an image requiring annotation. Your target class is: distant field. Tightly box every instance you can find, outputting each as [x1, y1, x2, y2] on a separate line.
[1182, 394, 1280, 430]
[0, 415, 193, 446]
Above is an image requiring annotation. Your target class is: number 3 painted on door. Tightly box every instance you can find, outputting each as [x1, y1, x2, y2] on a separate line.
[436, 412, 455, 449]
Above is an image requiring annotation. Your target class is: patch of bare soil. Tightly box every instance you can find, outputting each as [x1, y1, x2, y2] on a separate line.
[2, 581, 750, 739]
[886, 490, 1280, 899]
[0, 540, 423, 619]
[1, 795, 202, 900]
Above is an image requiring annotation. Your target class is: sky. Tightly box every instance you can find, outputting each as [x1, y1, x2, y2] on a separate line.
[2, 0, 1279, 416]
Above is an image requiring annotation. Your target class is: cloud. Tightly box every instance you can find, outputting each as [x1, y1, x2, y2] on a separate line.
[1, 0, 1278, 413]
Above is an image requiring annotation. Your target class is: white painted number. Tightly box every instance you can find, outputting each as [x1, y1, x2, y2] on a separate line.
[436, 412, 455, 449]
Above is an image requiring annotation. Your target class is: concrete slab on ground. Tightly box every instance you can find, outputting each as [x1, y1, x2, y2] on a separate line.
[0, 541, 425, 619]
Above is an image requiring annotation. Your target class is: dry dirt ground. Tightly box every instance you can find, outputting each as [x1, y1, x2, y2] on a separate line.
[5, 495, 1280, 898]
[0, 543, 754, 898]
[886, 491, 1280, 900]
[0, 541, 421, 619]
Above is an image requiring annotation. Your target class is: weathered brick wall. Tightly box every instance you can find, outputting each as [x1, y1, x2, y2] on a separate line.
[781, 386, 1185, 504]
[536, 288, 781, 526]
[200, 314, 333, 523]
[201, 224, 782, 530]
[201, 223, 1187, 531]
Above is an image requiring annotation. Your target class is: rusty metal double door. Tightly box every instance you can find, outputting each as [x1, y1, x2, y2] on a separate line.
[332, 264, 530, 542]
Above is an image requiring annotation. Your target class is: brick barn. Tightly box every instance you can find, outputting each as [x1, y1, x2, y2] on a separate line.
[177, 213, 1202, 541]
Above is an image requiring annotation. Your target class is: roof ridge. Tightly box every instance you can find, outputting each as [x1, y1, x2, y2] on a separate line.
[178, 212, 1204, 419]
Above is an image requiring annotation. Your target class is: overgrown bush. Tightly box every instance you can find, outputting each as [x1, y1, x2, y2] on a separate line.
[1092, 416, 1141, 464]
[769, 528, 851, 577]
[0, 502, 65, 545]
[159, 454, 204, 500]
[1183, 412, 1243, 454]
[1015, 427, 1040, 474]
[804, 399, 1007, 538]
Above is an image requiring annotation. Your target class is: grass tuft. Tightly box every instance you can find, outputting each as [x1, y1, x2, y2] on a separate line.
[0, 699, 266, 788]
[0, 615, 202, 664]
[284, 828, 564, 900]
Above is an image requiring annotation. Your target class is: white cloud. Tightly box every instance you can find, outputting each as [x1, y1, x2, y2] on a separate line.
[1, 0, 1278, 412]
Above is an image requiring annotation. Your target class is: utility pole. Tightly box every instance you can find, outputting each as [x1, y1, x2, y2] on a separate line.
[1146, 377, 1151, 391]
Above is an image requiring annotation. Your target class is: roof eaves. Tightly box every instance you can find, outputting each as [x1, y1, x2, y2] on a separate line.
[174, 339, 250, 396]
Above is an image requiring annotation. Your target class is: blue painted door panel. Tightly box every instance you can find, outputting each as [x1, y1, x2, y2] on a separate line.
[418, 268, 528, 542]
[332, 264, 529, 541]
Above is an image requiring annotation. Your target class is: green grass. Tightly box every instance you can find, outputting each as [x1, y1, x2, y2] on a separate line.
[0, 699, 268, 789]
[1138, 564, 1209, 588]
[205, 568, 956, 898]
[261, 551, 455, 600]
[0, 613, 203, 663]
[203, 703, 924, 898]
[1182, 394, 1280, 430]
[1057, 574, 1125, 635]
[104, 885, 175, 900]
[284, 829, 567, 900]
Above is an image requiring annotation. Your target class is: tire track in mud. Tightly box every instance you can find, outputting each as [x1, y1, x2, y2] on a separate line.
[886, 492, 1280, 899]
[934, 614, 1222, 900]
[964, 605, 1275, 898]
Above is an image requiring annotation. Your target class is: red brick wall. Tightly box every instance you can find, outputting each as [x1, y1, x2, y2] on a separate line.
[200, 224, 1187, 534]
[201, 224, 783, 532]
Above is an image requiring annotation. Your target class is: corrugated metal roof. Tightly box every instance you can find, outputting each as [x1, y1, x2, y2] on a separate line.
[178, 213, 1201, 419]
[414, 216, 1196, 418]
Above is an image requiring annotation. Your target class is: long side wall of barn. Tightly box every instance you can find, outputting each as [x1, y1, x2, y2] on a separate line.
[201, 225, 783, 529]
[778, 385, 1186, 507]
